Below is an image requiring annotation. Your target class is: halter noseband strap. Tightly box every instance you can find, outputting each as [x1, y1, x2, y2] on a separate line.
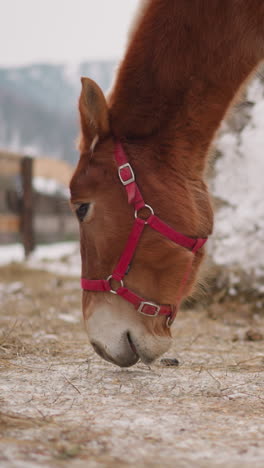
[81, 142, 207, 327]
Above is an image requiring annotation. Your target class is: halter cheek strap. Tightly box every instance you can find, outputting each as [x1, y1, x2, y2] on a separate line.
[81, 142, 207, 327]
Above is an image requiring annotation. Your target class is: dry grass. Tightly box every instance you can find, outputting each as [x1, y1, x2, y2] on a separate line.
[1, 263, 264, 467]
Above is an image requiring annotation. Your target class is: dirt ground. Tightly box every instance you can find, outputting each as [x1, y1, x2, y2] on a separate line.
[0, 264, 264, 468]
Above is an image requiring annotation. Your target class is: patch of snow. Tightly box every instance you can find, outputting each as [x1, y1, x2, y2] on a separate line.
[6, 282, 23, 293]
[19, 142, 40, 157]
[4, 130, 41, 157]
[227, 392, 248, 400]
[32, 331, 59, 341]
[58, 313, 79, 323]
[28, 241, 78, 261]
[0, 244, 24, 265]
[33, 176, 69, 197]
[27, 242, 81, 276]
[0, 282, 24, 302]
[0, 241, 81, 277]
[211, 77, 264, 287]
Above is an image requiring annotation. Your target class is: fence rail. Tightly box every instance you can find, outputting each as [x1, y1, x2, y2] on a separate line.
[0, 214, 20, 233]
[0, 151, 77, 256]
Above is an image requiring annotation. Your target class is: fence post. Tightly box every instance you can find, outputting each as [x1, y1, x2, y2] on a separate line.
[21, 156, 34, 257]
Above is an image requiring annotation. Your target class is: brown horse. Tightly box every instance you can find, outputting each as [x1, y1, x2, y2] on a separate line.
[70, 0, 264, 367]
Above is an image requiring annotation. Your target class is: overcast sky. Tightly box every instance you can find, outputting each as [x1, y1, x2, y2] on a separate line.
[1, 0, 139, 67]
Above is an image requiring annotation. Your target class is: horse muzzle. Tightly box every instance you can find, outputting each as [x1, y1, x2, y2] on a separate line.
[84, 293, 172, 367]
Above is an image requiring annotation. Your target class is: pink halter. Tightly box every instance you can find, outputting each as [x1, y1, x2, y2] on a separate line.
[81, 142, 207, 327]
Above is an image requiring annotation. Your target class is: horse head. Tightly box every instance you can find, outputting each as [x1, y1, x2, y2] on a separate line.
[70, 77, 212, 367]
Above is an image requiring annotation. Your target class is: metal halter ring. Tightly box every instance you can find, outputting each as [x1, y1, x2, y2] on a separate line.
[134, 204, 154, 224]
[166, 316, 174, 328]
[107, 275, 124, 294]
[166, 306, 177, 328]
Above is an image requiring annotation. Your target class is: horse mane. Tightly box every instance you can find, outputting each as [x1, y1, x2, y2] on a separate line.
[108, 0, 264, 178]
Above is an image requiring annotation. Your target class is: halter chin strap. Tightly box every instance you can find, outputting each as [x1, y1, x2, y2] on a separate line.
[81, 142, 207, 327]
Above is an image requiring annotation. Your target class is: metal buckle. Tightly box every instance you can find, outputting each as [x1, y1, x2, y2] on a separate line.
[118, 163, 135, 186]
[107, 275, 124, 294]
[138, 301, 160, 317]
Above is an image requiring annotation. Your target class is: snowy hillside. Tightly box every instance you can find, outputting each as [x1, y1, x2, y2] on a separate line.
[0, 61, 116, 162]
[210, 77, 264, 291]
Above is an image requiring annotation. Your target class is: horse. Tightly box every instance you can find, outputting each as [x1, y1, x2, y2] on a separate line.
[70, 0, 264, 367]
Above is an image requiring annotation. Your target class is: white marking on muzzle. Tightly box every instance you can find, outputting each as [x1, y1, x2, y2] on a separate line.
[84, 294, 171, 366]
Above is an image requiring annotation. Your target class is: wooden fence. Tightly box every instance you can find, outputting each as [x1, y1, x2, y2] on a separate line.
[0, 151, 78, 256]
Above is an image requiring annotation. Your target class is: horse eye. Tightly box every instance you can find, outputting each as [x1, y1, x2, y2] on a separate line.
[76, 203, 90, 222]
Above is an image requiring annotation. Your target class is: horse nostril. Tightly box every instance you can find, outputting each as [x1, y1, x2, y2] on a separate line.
[127, 332, 138, 356]
[90, 337, 140, 368]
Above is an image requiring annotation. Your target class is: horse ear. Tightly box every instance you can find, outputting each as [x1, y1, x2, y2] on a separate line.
[79, 77, 110, 150]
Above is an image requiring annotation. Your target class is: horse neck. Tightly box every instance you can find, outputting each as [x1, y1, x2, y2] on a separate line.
[109, 0, 264, 178]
